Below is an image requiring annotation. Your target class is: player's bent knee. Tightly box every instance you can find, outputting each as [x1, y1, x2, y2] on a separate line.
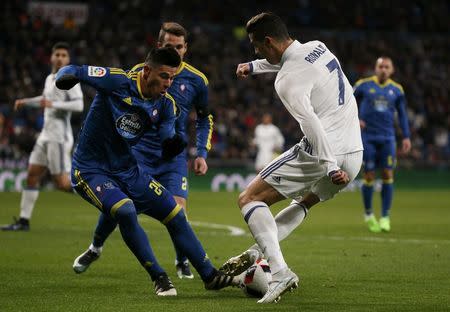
[113, 201, 137, 223]
[381, 169, 393, 180]
[165, 208, 187, 230]
[364, 171, 375, 182]
[238, 191, 251, 209]
[26, 175, 40, 188]
[174, 196, 187, 211]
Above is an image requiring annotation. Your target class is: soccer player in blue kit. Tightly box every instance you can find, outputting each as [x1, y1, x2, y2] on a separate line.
[354, 57, 411, 232]
[133, 22, 213, 278]
[56, 47, 236, 296]
[72, 22, 214, 280]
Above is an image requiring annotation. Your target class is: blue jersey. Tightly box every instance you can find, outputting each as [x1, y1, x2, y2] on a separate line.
[55, 65, 177, 173]
[132, 61, 213, 166]
[354, 76, 410, 141]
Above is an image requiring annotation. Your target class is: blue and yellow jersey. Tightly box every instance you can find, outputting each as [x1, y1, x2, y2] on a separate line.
[132, 61, 213, 166]
[55, 65, 177, 173]
[354, 75, 410, 141]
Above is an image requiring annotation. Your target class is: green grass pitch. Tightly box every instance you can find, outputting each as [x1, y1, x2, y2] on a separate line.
[1, 190, 449, 311]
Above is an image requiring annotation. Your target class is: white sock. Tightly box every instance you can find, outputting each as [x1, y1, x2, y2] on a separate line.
[19, 189, 39, 220]
[249, 200, 308, 254]
[89, 243, 102, 254]
[275, 200, 308, 241]
[241, 201, 287, 274]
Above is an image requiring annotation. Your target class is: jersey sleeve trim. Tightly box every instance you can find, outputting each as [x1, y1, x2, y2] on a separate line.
[205, 114, 214, 151]
[184, 62, 209, 86]
[164, 92, 177, 115]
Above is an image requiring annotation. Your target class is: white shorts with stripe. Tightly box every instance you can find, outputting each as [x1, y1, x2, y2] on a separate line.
[260, 139, 363, 202]
[29, 136, 72, 175]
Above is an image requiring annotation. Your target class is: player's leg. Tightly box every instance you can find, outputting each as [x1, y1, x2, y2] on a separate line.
[71, 169, 172, 295]
[158, 168, 193, 278]
[1, 140, 48, 231]
[246, 192, 318, 257]
[221, 146, 312, 275]
[361, 140, 380, 232]
[48, 141, 73, 192]
[73, 212, 118, 273]
[132, 176, 238, 290]
[238, 175, 299, 304]
[379, 140, 396, 232]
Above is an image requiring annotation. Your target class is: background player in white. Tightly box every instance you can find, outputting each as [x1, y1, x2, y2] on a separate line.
[1, 42, 83, 231]
[254, 113, 284, 171]
[220, 13, 363, 303]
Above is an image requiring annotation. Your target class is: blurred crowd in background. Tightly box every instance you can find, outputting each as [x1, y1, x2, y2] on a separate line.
[0, 0, 448, 169]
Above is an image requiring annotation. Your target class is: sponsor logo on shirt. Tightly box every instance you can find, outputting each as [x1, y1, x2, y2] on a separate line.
[88, 66, 107, 77]
[116, 113, 143, 139]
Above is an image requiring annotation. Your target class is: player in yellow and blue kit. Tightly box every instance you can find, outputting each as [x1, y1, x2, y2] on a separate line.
[133, 22, 213, 278]
[81, 23, 213, 279]
[354, 57, 411, 232]
[56, 47, 237, 296]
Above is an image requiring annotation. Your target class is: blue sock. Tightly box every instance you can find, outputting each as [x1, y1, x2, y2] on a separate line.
[115, 201, 165, 280]
[381, 180, 394, 217]
[362, 180, 374, 215]
[175, 246, 188, 264]
[93, 213, 117, 248]
[165, 208, 215, 282]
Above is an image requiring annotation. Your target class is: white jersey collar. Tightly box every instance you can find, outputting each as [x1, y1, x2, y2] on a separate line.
[280, 40, 301, 66]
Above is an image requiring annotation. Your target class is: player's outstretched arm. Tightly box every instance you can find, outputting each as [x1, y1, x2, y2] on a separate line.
[56, 65, 125, 94]
[236, 59, 281, 78]
[56, 65, 80, 90]
[14, 96, 44, 110]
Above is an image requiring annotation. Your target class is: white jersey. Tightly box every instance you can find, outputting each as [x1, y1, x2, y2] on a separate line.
[251, 40, 363, 174]
[254, 123, 284, 169]
[24, 73, 83, 144]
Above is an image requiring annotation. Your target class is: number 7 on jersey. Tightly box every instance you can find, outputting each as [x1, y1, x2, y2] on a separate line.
[326, 58, 345, 105]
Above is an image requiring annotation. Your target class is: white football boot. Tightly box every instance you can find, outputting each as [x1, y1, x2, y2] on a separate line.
[257, 268, 299, 303]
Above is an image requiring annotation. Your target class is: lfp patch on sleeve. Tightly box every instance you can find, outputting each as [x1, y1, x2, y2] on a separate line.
[88, 66, 107, 77]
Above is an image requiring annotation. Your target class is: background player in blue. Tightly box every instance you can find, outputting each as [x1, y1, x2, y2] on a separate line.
[133, 22, 214, 279]
[354, 56, 411, 233]
[55, 47, 237, 296]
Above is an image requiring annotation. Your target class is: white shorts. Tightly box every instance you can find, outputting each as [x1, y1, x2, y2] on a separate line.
[29, 137, 72, 175]
[260, 141, 362, 202]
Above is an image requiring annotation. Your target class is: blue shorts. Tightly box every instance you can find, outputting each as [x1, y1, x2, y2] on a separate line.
[71, 166, 179, 222]
[139, 154, 188, 199]
[362, 138, 396, 172]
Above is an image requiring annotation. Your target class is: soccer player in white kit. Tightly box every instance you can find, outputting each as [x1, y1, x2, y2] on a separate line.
[220, 13, 363, 303]
[1, 42, 83, 231]
[254, 113, 284, 171]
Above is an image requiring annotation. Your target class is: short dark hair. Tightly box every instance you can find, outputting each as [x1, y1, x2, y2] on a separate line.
[145, 47, 181, 68]
[246, 12, 290, 42]
[158, 22, 188, 43]
[377, 56, 393, 63]
[52, 41, 70, 53]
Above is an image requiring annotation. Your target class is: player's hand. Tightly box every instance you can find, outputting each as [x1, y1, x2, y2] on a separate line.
[40, 97, 52, 108]
[14, 99, 25, 111]
[401, 138, 411, 154]
[236, 63, 251, 79]
[329, 169, 350, 185]
[359, 120, 366, 129]
[194, 157, 208, 175]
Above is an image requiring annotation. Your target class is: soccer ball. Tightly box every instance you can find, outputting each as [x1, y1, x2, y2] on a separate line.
[239, 259, 272, 298]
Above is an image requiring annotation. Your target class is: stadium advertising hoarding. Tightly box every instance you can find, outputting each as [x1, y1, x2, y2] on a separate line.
[28, 1, 89, 25]
[1, 168, 448, 192]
